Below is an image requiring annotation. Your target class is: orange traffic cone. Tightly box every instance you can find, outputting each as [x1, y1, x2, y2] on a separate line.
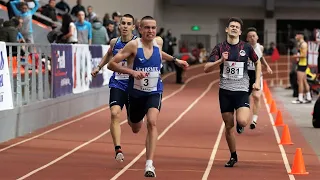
[270, 100, 278, 113]
[289, 148, 309, 175]
[265, 88, 272, 104]
[274, 110, 285, 126]
[279, 125, 294, 145]
[263, 80, 268, 93]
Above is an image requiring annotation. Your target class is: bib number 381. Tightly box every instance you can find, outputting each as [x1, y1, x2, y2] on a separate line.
[222, 61, 244, 80]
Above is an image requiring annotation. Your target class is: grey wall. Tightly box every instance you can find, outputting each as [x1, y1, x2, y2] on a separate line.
[0, 87, 110, 143]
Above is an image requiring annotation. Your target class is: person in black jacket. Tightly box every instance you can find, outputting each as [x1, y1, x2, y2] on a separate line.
[55, 0, 70, 15]
[313, 95, 320, 128]
[70, 0, 85, 17]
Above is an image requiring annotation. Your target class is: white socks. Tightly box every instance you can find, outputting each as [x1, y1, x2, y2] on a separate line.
[298, 93, 304, 101]
[252, 115, 258, 123]
[306, 92, 312, 101]
[146, 160, 153, 167]
[299, 92, 312, 101]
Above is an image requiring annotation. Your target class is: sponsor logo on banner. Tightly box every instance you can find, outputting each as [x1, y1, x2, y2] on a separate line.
[51, 44, 73, 98]
[89, 45, 104, 88]
[307, 41, 319, 66]
[72, 44, 92, 94]
[0, 42, 14, 110]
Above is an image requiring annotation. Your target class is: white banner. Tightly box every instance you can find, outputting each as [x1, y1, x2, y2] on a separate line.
[72, 44, 92, 94]
[101, 45, 114, 86]
[307, 41, 319, 66]
[0, 42, 13, 111]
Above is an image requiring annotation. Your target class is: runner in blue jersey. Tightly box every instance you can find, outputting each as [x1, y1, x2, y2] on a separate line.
[91, 14, 136, 163]
[108, 16, 189, 178]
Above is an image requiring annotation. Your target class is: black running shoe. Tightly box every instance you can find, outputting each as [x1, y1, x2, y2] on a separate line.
[225, 157, 237, 167]
[250, 121, 257, 129]
[236, 122, 244, 134]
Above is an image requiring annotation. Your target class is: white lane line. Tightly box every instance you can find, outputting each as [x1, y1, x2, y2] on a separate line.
[16, 72, 219, 180]
[0, 65, 189, 153]
[201, 122, 225, 180]
[262, 93, 295, 180]
[110, 79, 219, 180]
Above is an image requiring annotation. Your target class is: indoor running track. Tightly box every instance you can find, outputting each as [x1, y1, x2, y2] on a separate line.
[0, 64, 319, 180]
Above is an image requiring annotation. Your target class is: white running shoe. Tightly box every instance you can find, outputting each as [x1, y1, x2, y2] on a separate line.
[144, 165, 156, 177]
[115, 151, 124, 163]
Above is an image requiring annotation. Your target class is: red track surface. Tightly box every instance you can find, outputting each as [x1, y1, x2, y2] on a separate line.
[0, 64, 319, 180]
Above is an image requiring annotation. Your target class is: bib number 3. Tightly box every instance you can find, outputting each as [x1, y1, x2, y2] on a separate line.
[134, 71, 159, 92]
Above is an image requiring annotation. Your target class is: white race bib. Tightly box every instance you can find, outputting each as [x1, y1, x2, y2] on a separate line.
[247, 60, 255, 70]
[115, 61, 129, 80]
[222, 61, 244, 80]
[133, 71, 159, 92]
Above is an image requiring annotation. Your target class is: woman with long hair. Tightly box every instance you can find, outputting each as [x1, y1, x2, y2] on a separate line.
[60, 13, 77, 43]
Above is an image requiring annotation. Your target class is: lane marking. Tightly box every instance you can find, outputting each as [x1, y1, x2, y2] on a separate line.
[0, 65, 205, 152]
[17, 71, 219, 180]
[262, 93, 295, 180]
[110, 79, 219, 180]
[0, 107, 109, 153]
[202, 122, 224, 180]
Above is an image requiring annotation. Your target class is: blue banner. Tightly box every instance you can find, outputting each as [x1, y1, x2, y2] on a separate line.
[51, 44, 73, 98]
[89, 45, 104, 88]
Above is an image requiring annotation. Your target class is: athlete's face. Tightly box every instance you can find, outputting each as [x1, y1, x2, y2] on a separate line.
[295, 34, 303, 41]
[247, 31, 258, 45]
[226, 21, 242, 38]
[119, 17, 135, 36]
[139, 20, 157, 41]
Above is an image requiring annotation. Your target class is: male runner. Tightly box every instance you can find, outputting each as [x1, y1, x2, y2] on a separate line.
[107, 16, 188, 177]
[246, 27, 273, 129]
[204, 17, 261, 167]
[91, 14, 136, 163]
[292, 32, 312, 104]
[92, 15, 187, 165]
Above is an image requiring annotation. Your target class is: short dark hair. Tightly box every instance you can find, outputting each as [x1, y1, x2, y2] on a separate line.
[247, 27, 257, 33]
[140, 16, 155, 26]
[121, 14, 134, 23]
[227, 17, 243, 29]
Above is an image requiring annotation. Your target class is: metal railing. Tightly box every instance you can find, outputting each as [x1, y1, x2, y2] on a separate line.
[6, 43, 51, 107]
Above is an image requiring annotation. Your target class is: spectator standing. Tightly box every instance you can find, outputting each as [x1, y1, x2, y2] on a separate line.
[86, 6, 96, 23]
[60, 13, 77, 44]
[41, 0, 58, 28]
[70, 0, 85, 17]
[106, 20, 116, 43]
[10, 0, 39, 43]
[55, 0, 70, 15]
[91, 17, 109, 45]
[75, 11, 92, 44]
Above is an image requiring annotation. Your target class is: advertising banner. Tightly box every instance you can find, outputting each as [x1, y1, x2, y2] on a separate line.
[72, 44, 92, 94]
[0, 41, 14, 110]
[51, 44, 73, 98]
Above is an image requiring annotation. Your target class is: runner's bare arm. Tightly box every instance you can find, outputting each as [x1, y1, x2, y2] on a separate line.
[250, 46, 262, 87]
[259, 45, 273, 74]
[107, 40, 137, 75]
[156, 37, 189, 68]
[293, 42, 307, 59]
[97, 38, 117, 69]
[204, 44, 223, 73]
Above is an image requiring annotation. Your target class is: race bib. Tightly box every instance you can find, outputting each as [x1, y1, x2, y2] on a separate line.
[115, 61, 129, 80]
[222, 61, 244, 80]
[247, 60, 255, 70]
[133, 71, 159, 92]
